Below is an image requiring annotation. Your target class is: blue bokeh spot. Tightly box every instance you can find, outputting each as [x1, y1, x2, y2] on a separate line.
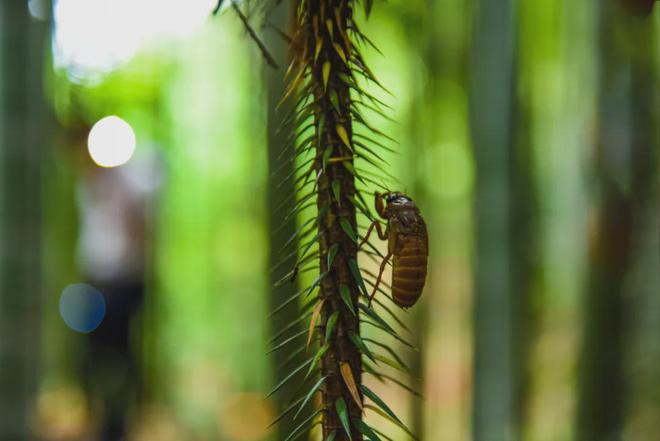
[59, 283, 106, 333]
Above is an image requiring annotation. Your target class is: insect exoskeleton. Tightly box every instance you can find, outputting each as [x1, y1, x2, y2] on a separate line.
[359, 191, 429, 308]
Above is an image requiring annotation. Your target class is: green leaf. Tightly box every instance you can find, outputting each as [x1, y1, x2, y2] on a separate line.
[347, 193, 373, 219]
[269, 312, 311, 345]
[335, 397, 352, 440]
[299, 231, 321, 262]
[360, 384, 402, 423]
[333, 42, 348, 65]
[358, 303, 394, 333]
[284, 409, 324, 441]
[326, 430, 337, 441]
[364, 0, 374, 17]
[355, 419, 381, 441]
[362, 361, 385, 382]
[314, 39, 323, 63]
[294, 376, 327, 419]
[276, 345, 307, 371]
[363, 337, 408, 370]
[348, 331, 376, 363]
[356, 152, 393, 177]
[354, 132, 396, 154]
[268, 358, 313, 397]
[351, 85, 392, 111]
[369, 297, 411, 333]
[284, 201, 317, 222]
[348, 259, 369, 297]
[336, 124, 353, 151]
[280, 189, 314, 216]
[268, 395, 304, 428]
[322, 61, 331, 91]
[373, 353, 409, 374]
[347, 27, 383, 57]
[305, 272, 328, 298]
[365, 405, 417, 440]
[325, 18, 334, 37]
[332, 180, 341, 202]
[273, 266, 299, 287]
[317, 116, 327, 148]
[280, 101, 314, 134]
[352, 101, 394, 124]
[323, 146, 333, 169]
[371, 426, 396, 441]
[361, 319, 417, 350]
[329, 89, 340, 113]
[306, 343, 329, 379]
[364, 369, 422, 397]
[340, 218, 357, 242]
[341, 160, 356, 175]
[339, 285, 356, 315]
[354, 140, 388, 165]
[268, 329, 307, 354]
[278, 216, 317, 255]
[325, 311, 340, 342]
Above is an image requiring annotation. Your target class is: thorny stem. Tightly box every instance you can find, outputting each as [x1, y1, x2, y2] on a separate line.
[299, 0, 363, 438]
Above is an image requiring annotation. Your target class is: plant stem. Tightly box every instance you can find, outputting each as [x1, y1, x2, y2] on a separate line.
[300, 0, 363, 438]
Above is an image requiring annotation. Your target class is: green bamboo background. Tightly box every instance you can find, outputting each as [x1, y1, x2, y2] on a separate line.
[1, 0, 659, 440]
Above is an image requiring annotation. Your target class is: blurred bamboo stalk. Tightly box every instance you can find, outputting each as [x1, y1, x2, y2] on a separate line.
[0, 1, 51, 439]
[469, 1, 520, 439]
[577, 2, 658, 439]
[404, 1, 469, 438]
[264, 3, 307, 441]
[404, 3, 433, 439]
[509, 25, 541, 438]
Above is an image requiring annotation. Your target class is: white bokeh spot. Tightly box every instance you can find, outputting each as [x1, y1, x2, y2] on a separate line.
[88, 116, 137, 168]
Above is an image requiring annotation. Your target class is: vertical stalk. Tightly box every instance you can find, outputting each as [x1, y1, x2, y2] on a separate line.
[266, 3, 309, 441]
[470, 0, 518, 440]
[0, 1, 50, 438]
[277, 1, 400, 438]
[577, 3, 657, 439]
[299, 0, 362, 438]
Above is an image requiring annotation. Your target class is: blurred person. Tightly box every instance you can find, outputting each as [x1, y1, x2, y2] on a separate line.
[75, 147, 162, 441]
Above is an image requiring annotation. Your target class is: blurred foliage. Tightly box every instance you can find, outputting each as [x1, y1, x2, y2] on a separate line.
[0, 0, 655, 440]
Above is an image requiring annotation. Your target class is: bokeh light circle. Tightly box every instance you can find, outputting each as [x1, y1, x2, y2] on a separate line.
[87, 116, 136, 167]
[219, 393, 274, 441]
[59, 284, 106, 333]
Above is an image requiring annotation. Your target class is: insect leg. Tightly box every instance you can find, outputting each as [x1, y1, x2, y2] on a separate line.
[375, 192, 387, 218]
[358, 220, 388, 250]
[368, 252, 392, 307]
[376, 223, 389, 240]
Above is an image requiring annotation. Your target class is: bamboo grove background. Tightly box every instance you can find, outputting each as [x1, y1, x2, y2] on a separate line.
[1, 0, 659, 440]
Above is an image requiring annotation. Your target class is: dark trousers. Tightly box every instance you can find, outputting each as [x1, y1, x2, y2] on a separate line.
[83, 281, 144, 441]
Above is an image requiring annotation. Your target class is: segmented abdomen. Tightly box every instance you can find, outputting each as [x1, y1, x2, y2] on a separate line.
[391, 235, 428, 308]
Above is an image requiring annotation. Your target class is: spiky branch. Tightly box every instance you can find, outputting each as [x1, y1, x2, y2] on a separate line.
[308, 1, 363, 438]
[267, 1, 417, 440]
